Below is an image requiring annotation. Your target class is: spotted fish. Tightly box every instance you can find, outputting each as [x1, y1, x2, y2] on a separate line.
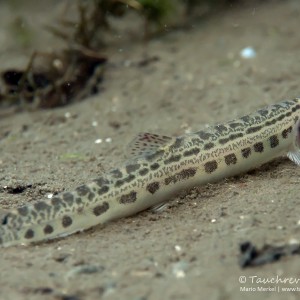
[1, 99, 300, 247]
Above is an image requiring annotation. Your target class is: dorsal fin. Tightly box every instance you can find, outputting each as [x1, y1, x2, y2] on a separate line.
[126, 132, 173, 158]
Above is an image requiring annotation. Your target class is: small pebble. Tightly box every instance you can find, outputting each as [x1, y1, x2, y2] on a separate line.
[172, 261, 189, 278]
[240, 47, 256, 59]
[289, 238, 299, 245]
[174, 245, 182, 252]
[64, 112, 71, 118]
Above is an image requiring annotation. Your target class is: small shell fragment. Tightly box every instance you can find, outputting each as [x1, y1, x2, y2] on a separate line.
[95, 139, 102, 144]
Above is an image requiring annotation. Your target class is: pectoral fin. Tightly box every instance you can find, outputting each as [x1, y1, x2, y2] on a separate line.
[287, 151, 300, 165]
[287, 119, 300, 166]
[125, 132, 174, 159]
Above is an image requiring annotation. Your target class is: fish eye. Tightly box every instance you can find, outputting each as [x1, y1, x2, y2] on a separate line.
[1, 214, 8, 225]
[296, 118, 300, 133]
